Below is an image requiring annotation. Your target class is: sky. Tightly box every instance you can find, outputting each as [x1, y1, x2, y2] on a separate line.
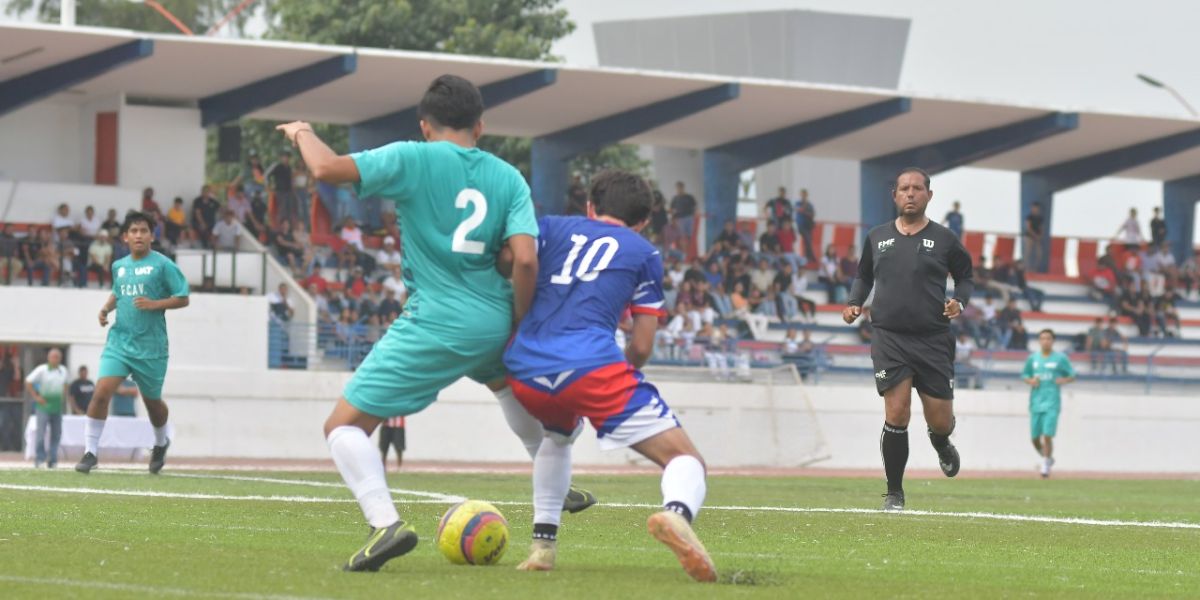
[555, 0, 1200, 240]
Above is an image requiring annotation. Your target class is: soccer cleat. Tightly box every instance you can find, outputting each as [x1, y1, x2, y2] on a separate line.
[149, 439, 170, 475]
[647, 510, 717, 583]
[1040, 457, 1054, 479]
[935, 441, 961, 478]
[882, 491, 905, 512]
[516, 538, 557, 572]
[343, 521, 419, 572]
[75, 452, 98, 474]
[563, 485, 597, 514]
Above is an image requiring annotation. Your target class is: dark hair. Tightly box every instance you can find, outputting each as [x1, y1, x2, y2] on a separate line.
[1039, 328, 1055, 339]
[589, 170, 653, 226]
[893, 166, 931, 190]
[418, 74, 484, 130]
[121, 210, 154, 233]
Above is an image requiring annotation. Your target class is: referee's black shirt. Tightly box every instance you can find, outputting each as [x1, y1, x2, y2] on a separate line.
[848, 220, 974, 334]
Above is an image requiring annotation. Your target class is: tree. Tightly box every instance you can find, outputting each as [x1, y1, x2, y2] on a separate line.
[5, 0, 250, 35]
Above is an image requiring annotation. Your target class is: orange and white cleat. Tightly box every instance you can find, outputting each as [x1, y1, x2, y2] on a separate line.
[516, 538, 557, 572]
[647, 510, 717, 583]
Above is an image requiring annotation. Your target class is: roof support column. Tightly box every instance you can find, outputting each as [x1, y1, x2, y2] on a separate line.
[1164, 175, 1200, 264]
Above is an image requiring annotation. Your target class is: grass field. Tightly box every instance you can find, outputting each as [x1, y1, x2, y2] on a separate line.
[1, 468, 1198, 599]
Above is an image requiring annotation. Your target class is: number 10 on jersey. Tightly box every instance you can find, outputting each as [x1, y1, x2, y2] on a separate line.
[550, 235, 619, 285]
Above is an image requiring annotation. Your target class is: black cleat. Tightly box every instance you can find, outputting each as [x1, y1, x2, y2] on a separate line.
[149, 440, 170, 475]
[344, 521, 418, 572]
[563, 485, 597, 514]
[882, 491, 905, 512]
[75, 452, 98, 474]
[935, 441, 961, 478]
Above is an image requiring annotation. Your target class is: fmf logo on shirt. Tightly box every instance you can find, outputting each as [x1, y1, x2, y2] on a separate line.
[877, 238, 895, 252]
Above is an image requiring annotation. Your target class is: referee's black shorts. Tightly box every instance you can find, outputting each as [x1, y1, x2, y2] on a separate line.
[379, 426, 406, 452]
[870, 327, 955, 400]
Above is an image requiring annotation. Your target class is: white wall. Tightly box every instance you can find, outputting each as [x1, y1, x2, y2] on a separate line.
[1, 180, 141, 223]
[118, 105, 205, 204]
[0, 287, 267, 371]
[156, 368, 1200, 474]
[0, 101, 83, 183]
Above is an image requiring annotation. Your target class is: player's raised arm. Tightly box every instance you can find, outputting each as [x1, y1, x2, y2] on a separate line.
[277, 121, 360, 184]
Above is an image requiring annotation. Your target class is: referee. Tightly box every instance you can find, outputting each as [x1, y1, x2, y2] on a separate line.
[843, 167, 974, 511]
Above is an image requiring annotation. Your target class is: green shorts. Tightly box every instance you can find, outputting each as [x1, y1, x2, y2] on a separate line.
[1030, 410, 1060, 438]
[343, 316, 508, 418]
[98, 352, 168, 400]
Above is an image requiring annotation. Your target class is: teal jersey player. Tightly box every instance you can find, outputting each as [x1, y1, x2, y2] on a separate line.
[279, 74, 598, 573]
[1021, 329, 1076, 478]
[76, 211, 189, 476]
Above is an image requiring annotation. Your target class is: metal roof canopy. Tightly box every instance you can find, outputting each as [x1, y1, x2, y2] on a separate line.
[2, 22, 1200, 182]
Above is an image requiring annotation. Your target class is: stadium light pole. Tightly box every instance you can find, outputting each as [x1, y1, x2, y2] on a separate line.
[126, 0, 195, 36]
[1137, 73, 1199, 118]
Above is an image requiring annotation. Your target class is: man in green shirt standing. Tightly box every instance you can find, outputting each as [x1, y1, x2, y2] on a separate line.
[25, 348, 69, 468]
[75, 211, 190, 475]
[1021, 329, 1076, 478]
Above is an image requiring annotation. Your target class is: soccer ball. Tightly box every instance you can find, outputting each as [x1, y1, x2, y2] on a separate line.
[436, 500, 510, 566]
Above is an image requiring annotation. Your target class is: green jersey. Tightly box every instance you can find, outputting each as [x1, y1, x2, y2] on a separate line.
[107, 250, 190, 359]
[1022, 350, 1076, 412]
[351, 140, 538, 337]
[25, 363, 69, 414]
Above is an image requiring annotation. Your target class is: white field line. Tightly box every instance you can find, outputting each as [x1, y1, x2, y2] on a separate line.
[0, 574, 334, 600]
[162, 472, 464, 502]
[2, 478, 1198, 531]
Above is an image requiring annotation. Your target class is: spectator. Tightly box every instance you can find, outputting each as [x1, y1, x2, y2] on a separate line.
[267, 149, 297, 227]
[764, 187, 793, 227]
[1007, 320, 1029, 350]
[293, 163, 311, 229]
[729, 281, 768, 340]
[1006, 259, 1045, 312]
[956, 297, 988, 349]
[78, 205, 103, 241]
[267, 283, 295, 322]
[1023, 203, 1046, 272]
[380, 263, 406, 300]
[22, 228, 57, 286]
[838, 245, 858, 285]
[51, 203, 74, 232]
[1179, 250, 1198, 299]
[995, 298, 1022, 349]
[164, 197, 188, 246]
[344, 266, 369, 299]
[647, 189, 669, 242]
[0, 223, 24, 285]
[1084, 318, 1109, 372]
[1153, 288, 1182, 338]
[340, 217, 364, 252]
[749, 257, 776, 294]
[1103, 318, 1130, 374]
[379, 416, 406, 471]
[787, 265, 818, 323]
[377, 236, 402, 271]
[85, 229, 114, 288]
[374, 210, 401, 245]
[670, 181, 697, 247]
[1116, 283, 1151, 336]
[1149, 206, 1167, 247]
[856, 306, 873, 343]
[1090, 257, 1119, 306]
[943, 200, 964, 238]
[703, 322, 740, 381]
[24, 348, 68, 468]
[954, 331, 980, 389]
[212, 209, 242, 251]
[273, 218, 304, 271]
[758, 221, 782, 257]
[660, 215, 686, 260]
[111, 378, 139, 417]
[776, 222, 806, 272]
[378, 286, 404, 317]
[1115, 207, 1143, 250]
[236, 149, 267, 199]
[714, 221, 741, 249]
[248, 191, 269, 240]
[703, 260, 724, 291]
[69, 365, 94, 415]
[227, 185, 253, 225]
[192, 185, 221, 247]
[818, 245, 848, 304]
[101, 208, 121, 239]
[141, 186, 162, 217]
[794, 188, 816, 261]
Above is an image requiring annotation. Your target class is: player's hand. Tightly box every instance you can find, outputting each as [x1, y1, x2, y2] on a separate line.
[276, 121, 313, 145]
[943, 299, 962, 319]
[1027, 377, 1040, 388]
[34, 395, 46, 406]
[98, 309, 109, 327]
[841, 305, 862, 324]
[133, 297, 158, 311]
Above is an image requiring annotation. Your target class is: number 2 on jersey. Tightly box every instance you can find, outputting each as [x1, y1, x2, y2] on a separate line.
[550, 234, 619, 285]
[451, 189, 487, 255]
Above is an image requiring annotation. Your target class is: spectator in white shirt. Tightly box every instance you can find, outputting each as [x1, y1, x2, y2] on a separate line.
[1115, 208, 1144, 249]
[340, 217, 364, 252]
[51, 203, 74, 232]
[212, 209, 241, 251]
[381, 263, 406, 299]
[267, 283, 295, 322]
[376, 236, 402, 270]
[78, 205, 103, 240]
[227, 186, 253, 225]
[25, 348, 69, 468]
[86, 229, 114, 288]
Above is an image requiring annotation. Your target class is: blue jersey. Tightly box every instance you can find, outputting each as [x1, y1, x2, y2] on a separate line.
[504, 216, 666, 379]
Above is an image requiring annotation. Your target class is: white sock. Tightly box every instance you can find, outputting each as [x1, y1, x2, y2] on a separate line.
[327, 425, 399, 529]
[154, 426, 169, 446]
[85, 417, 106, 455]
[661, 455, 707, 521]
[494, 386, 544, 459]
[532, 436, 572, 528]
